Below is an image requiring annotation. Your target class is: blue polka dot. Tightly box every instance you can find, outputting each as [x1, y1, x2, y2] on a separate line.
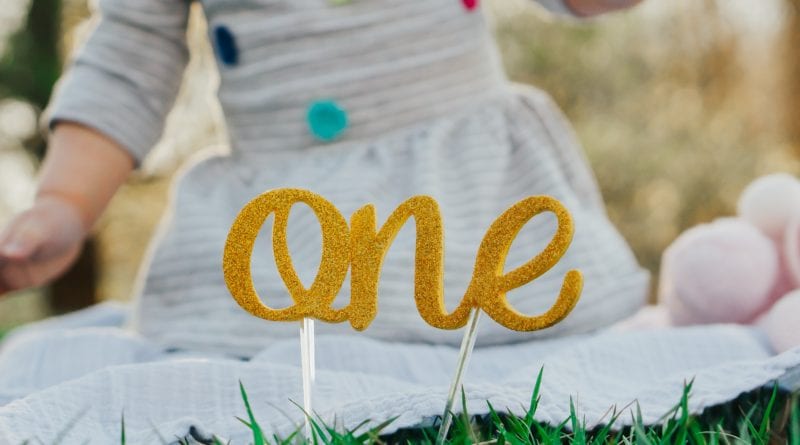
[213, 25, 238, 66]
[307, 100, 348, 142]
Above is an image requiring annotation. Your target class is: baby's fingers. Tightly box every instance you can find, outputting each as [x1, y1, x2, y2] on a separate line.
[0, 257, 27, 296]
[0, 258, 9, 295]
[0, 217, 48, 261]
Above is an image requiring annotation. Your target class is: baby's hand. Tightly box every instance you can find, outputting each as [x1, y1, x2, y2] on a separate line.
[0, 195, 88, 296]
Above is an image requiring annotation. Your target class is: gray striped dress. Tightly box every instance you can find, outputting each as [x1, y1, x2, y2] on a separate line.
[47, 0, 649, 358]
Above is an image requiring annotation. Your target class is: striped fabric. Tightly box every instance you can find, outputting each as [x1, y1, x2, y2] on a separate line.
[0, 314, 798, 442]
[47, 0, 648, 358]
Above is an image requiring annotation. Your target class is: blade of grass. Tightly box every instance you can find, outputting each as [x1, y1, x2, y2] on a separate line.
[590, 409, 621, 445]
[486, 402, 512, 444]
[670, 383, 693, 445]
[757, 384, 779, 439]
[354, 416, 398, 442]
[633, 404, 655, 445]
[741, 403, 763, 444]
[707, 425, 719, 445]
[790, 394, 799, 445]
[569, 398, 586, 445]
[308, 414, 328, 445]
[289, 399, 331, 444]
[687, 419, 707, 445]
[525, 368, 544, 427]
[738, 412, 755, 445]
[277, 428, 300, 445]
[239, 381, 266, 445]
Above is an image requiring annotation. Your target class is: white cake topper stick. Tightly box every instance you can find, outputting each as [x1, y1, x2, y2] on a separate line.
[436, 308, 482, 444]
[300, 317, 316, 439]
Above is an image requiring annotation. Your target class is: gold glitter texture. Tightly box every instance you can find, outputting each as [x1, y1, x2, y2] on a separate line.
[463, 196, 583, 331]
[223, 188, 350, 323]
[223, 189, 582, 332]
[349, 196, 472, 330]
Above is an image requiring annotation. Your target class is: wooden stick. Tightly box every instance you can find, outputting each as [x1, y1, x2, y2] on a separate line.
[436, 309, 482, 444]
[300, 317, 316, 439]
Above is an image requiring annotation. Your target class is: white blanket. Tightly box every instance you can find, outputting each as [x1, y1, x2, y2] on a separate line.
[0, 303, 797, 444]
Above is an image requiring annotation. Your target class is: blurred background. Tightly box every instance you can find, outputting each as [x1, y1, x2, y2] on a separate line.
[0, 0, 798, 333]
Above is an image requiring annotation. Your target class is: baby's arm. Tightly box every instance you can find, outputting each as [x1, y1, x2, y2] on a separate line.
[536, 0, 642, 16]
[0, 0, 191, 296]
[564, 0, 642, 16]
[0, 123, 133, 294]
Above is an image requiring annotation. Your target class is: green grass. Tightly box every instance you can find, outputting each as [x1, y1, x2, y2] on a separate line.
[20, 368, 799, 444]
[121, 369, 798, 445]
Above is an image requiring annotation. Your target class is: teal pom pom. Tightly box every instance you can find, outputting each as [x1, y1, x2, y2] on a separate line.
[307, 100, 348, 142]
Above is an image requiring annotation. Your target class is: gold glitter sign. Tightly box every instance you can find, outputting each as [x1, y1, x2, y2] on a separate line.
[223, 188, 584, 440]
[222, 188, 583, 332]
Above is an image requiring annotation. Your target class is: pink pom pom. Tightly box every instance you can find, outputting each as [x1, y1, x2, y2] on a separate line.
[737, 173, 800, 240]
[462, 0, 478, 10]
[785, 213, 800, 288]
[660, 218, 779, 325]
[759, 289, 800, 353]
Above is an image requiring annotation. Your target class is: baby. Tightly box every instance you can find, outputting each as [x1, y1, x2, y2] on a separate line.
[0, 0, 645, 358]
